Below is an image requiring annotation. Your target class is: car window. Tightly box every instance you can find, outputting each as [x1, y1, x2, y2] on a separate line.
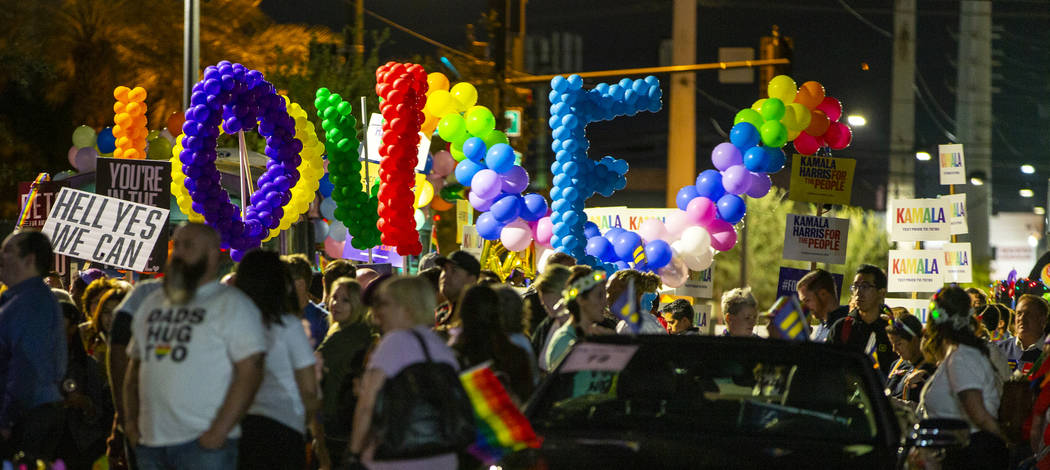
[529, 341, 880, 443]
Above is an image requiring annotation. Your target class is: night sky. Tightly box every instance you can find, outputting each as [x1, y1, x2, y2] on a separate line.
[261, 0, 1050, 212]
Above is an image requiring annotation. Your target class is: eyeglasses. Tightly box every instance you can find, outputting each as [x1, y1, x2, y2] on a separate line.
[850, 282, 876, 293]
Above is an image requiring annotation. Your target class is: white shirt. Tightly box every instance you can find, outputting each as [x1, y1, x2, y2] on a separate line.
[248, 313, 317, 434]
[918, 343, 1007, 432]
[128, 281, 267, 446]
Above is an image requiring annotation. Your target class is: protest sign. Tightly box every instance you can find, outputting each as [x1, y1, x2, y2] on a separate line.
[461, 225, 484, 259]
[888, 249, 944, 293]
[585, 207, 677, 232]
[365, 113, 429, 173]
[941, 193, 968, 235]
[885, 298, 932, 324]
[888, 198, 951, 242]
[782, 214, 849, 265]
[938, 144, 966, 185]
[776, 267, 844, 300]
[787, 154, 855, 205]
[343, 234, 404, 268]
[675, 265, 714, 299]
[96, 158, 171, 272]
[18, 180, 71, 278]
[42, 188, 169, 272]
[693, 304, 711, 335]
[941, 242, 973, 283]
[456, 199, 473, 243]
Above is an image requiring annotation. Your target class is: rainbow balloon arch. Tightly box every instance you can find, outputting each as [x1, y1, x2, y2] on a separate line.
[66, 60, 852, 277]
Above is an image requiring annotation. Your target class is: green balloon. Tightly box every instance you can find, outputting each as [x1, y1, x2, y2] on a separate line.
[481, 129, 509, 148]
[464, 107, 495, 138]
[760, 121, 788, 148]
[146, 139, 172, 160]
[437, 114, 468, 143]
[733, 109, 764, 128]
[760, 98, 785, 121]
[72, 125, 96, 149]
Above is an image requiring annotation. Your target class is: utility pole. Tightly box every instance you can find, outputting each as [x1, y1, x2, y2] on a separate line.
[956, 1, 993, 264]
[665, 0, 697, 208]
[183, 0, 200, 110]
[354, 0, 365, 65]
[888, 0, 917, 200]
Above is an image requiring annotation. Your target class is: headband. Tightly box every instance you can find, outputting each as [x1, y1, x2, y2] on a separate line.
[892, 319, 919, 339]
[552, 270, 608, 312]
[928, 293, 973, 331]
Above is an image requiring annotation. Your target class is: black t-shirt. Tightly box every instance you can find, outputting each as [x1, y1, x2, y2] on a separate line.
[828, 309, 900, 377]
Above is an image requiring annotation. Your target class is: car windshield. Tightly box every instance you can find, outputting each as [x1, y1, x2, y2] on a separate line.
[529, 339, 880, 444]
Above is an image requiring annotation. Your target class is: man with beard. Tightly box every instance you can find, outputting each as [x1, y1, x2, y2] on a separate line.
[0, 231, 67, 462]
[123, 223, 266, 469]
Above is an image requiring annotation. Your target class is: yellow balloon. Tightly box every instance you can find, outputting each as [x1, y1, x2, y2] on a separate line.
[767, 75, 798, 103]
[787, 103, 812, 131]
[424, 90, 454, 117]
[449, 82, 478, 112]
[787, 129, 801, 141]
[751, 99, 766, 112]
[427, 72, 450, 93]
[414, 179, 434, 208]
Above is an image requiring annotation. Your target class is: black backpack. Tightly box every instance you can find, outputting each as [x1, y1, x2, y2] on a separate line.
[371, 329, 476, 460]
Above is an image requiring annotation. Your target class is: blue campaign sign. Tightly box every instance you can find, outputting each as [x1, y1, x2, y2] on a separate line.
[343, 234, 404, 268]
[776, 267, 844, 301]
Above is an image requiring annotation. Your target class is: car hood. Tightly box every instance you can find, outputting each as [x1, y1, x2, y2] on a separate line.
[500, 431, 895, 470]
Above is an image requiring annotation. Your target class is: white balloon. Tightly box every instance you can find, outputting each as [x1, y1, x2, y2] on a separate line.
[320, 197, 337, 220]
[679, 226, 711, 254]
[414, 209, 426, 230]
[695, 247, 714, 271]
[328, 220, 348, 240]
[312, 219, 330, 243]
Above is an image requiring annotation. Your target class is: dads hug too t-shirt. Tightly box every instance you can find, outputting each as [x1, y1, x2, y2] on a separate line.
[127, 281, 266, 447]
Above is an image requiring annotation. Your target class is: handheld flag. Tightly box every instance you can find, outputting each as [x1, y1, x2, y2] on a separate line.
[16, 173, 50, 228]
[610, 278, 641, 334]
[864, 332, 879, 370]
[769, 296, 809, 341]
[459, 364, 542, 464]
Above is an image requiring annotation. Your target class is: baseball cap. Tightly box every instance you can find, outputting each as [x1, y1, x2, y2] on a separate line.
[434, 250, 481, 277]
[361, 272, 393, 307]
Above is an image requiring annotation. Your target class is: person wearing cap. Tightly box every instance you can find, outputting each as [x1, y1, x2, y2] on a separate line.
[433, 251, 481, 328]
[797, 269, 849, 343]
[886, 312, 934, 403]
[661, 299, 698, 335]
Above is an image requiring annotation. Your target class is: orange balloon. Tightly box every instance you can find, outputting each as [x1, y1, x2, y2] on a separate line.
[113, 102, 127, 114]
[167, 111, 186, 135]
[113, 86, 131, 102]
[794, 81, 826, 110]
[806, 109, 831, 136]
[430, 196, 454, 211]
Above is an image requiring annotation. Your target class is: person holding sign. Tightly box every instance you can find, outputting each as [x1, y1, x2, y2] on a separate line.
[828, 265, 899, 376]
[0, 230, 67, 462]
[995, 294, 1049, 376]
[797, 269, 849, 343]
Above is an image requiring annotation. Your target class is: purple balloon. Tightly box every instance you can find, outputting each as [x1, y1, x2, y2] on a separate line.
[468, 191, 495, 211]
[501, 165, 530, 194]
[74, 147, 98, 172]
[722, 165, 752, 195]
[711, 142, 743, 172]
[746, 172, 772, 198]
[471, 169, 502, 200]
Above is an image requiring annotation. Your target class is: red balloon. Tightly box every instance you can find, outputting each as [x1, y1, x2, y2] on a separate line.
[386, 89, 405, 104]
[806, 110, 831, 137]
[816, 96, 843, 122]
[793, 131, 821, 155]
[825, 122, 853, 150]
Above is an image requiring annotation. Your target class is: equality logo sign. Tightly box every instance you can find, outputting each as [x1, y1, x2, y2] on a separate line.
[42, 187, 169, 272]
[888, 198, 951, 242]
[888, 249, 943, 293]
[787, 154, 855, 206]
[938, 144, 966, 185]
[782, 214, 849, 265]
[940, 193, 968, 235]
[941, 242, 972, 283]
[96, 157, 171, 272]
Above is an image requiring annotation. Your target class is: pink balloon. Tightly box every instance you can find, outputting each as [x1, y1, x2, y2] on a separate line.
[432, 150, 456, 176]
[746, 172, 772, 199]
[67, 146, 78, 168]
[657, 255, 690, 287]
[816, 96, 843, 122]
[501, 220, 533, 252]
[793, 131, 821, 155]
[427, 172, 447, 194]
[534, 216, 553, 246]
[637, 218, 669, 243]
[824, 122, 853, 150]
[708, 219, 738, 252]
[324, 236, 345, 259]
[685, 196, 716, 227]
[664, 210, 692, 239]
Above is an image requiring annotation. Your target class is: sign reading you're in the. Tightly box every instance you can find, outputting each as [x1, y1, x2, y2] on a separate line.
[42, 187, 169, 272]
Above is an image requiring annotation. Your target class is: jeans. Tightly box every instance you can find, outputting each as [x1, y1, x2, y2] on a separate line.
[136, 438, 238, 470]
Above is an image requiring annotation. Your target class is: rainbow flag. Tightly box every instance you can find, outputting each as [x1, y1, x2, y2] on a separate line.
[459, 364, 541, 464]
[16, 173, 50, 228]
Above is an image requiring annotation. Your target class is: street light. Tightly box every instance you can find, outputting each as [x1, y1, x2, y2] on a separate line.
[915, 151, 931, 161]
[969, 171, 986, 186]
[1035, 207, 1046, 215]
[846, 115, 867, 127]
[1020, 188, 1034, 198]
[1022, 164, 1035, 174]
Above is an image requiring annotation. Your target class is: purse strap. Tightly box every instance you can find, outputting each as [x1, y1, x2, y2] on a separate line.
[409, 329, 433, 363]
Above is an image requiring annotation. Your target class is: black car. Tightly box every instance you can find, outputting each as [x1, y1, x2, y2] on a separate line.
[502, 335, 907, 469]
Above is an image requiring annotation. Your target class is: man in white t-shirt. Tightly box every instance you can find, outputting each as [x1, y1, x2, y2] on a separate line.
[123, 223, 266, 469]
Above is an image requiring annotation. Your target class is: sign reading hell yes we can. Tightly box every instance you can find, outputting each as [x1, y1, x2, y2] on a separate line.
[42, 187, 169, 272]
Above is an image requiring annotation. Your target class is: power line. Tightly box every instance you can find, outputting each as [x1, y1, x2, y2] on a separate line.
[359, 7, 493, 66]
[836, 0, 892, 38]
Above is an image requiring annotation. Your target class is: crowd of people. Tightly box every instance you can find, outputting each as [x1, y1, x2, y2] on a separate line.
[3, 223, 1050, 469]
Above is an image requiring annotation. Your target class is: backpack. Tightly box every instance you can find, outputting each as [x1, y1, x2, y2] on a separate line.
[371, 330, 476, 460]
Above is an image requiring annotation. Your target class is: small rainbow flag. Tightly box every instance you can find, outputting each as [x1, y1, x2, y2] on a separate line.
[459, 364, 541, 464]
[16, 173, 50, 228]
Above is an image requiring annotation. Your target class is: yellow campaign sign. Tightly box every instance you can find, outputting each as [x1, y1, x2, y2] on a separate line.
[787, 154, 855, 206]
